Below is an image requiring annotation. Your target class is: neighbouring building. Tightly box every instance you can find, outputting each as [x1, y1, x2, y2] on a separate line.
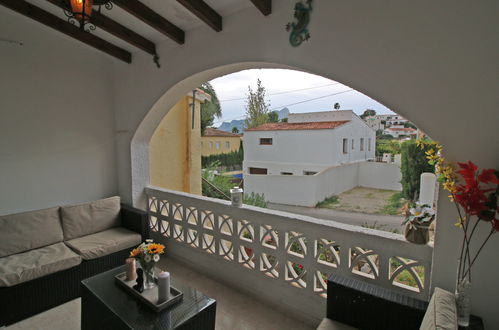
[149, 89, 210, 195]
[243, 111, 400, 207]
[383, 125, 417, 139]
[363, 114, 409, 131]
[244, 110, 375, 176]
[201, 127, 242, 156]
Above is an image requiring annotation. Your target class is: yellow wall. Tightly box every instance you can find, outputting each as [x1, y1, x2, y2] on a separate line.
[201, 136, 242, 156]
[150, 95, 202, 195]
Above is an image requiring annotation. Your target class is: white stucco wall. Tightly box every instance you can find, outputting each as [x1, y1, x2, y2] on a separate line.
[358, 162, 402, 191]
[245, 161, 401, 207]
[0, 8, 117, 214]
[111, 1, 497, 326]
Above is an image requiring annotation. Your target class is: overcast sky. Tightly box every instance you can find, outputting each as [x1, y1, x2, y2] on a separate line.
[209, 69, 395, 127]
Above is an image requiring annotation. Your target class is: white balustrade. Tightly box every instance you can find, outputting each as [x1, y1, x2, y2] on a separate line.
[145, 186, 433, 321]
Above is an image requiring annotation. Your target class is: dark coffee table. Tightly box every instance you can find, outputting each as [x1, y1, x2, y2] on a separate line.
[81, 265, 216, 330]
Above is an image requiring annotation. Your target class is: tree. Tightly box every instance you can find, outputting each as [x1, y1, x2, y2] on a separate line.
[360, 109, 376, 119]
[231, 127, 239, 134]
[199, 82, 222, 134]
[281, 118, 288, 122]
[267, 111, 279, 123]
[400, 140, 435, 201]
[334, 103, 340, 110]
[244, 79, 270, 129]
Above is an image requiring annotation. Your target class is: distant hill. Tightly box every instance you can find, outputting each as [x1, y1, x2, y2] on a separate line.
[277, 107, 290, 120]
[218, 119, 245, 133]
[217, 108, 290, 133]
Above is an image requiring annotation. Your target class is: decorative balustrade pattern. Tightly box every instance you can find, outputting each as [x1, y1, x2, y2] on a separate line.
[146, 186, 433, 301]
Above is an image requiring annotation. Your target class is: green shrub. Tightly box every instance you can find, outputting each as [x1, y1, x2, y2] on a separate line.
[400, 140, 435, 201]
[201, 143, 243, 168]
[243, 192, 267, 208]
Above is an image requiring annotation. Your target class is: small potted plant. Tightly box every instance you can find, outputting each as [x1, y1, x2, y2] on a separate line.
[402, 202, 435, 244]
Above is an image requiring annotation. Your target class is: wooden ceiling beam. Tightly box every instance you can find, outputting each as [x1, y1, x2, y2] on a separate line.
[45, 0, 156, 55]
[0, 0, 131, 63]
[113, 0, 185, 44]
[250, 0, 272, 16]
[177, 0, 222, 32]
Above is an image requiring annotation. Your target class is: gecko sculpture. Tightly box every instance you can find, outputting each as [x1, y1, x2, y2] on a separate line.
[286, 0, 313, 47]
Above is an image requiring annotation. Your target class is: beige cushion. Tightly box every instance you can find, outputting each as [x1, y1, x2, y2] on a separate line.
[65, 227, 141, 260]
[0, 242, 81, 287]
[420, 287, 457, 330]
[0, 207, 63, 258]
[317, 318, 358, 330]
[61, 196, 121, 240]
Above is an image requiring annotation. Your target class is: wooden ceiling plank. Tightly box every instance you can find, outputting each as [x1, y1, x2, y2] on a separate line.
[250, 0, 271, 16]
[0, 0, 131, 63]
[113, 0, 185, 44]
[177, 0, 222, 32]
[45, 0, 156, 55]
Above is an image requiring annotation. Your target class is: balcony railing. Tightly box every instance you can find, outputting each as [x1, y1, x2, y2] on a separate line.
[145, 186, 433, 322]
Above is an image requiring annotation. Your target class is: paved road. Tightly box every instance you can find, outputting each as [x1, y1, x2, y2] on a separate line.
[268, 203, 405, 233]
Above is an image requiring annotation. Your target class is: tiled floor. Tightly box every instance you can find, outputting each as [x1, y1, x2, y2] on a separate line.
[6, 258, 314, 330]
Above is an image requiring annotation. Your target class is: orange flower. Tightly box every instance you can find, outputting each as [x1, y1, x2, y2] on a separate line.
[129, 248, 141, 257]
[148, 243, 165, 254]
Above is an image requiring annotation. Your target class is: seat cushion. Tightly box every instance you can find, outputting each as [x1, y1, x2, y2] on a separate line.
[420, 287, 457, 330]
[61, 196, 121, 240]
[317, 318, 358, 330]
[0, 206, 63, 258]
[0, 242, 81, 287]
[65, 227, 141, 260]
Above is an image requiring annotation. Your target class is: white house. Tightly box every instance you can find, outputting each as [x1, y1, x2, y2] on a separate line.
[243, 110, 375, 176]
[384, 125, 417, 139]
[242, 111, 402, 207]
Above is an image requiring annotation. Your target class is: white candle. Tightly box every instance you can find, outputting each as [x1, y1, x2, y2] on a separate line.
[157, 271, 170, 303]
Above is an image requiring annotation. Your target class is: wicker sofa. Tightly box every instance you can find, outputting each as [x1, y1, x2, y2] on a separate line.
[0, 197, 149, 327]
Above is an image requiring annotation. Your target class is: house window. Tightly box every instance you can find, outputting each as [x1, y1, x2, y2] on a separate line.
[225, 141, 230, 149]
[210, 142, 213, 149]
[351, 139, 354, 150]
[249, 167, 268, 175]
[281, 172, 293, 175]
[368, 138, 372, 151]
[342, 138, 348, 154]
[259, 138, 273, 145]
[303, 171, 317, 176]
[216, 142, 220, 149]
[360, 138, 364, 151]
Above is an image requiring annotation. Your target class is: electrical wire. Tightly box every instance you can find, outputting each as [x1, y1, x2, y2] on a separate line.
[219, 83, 342, 102]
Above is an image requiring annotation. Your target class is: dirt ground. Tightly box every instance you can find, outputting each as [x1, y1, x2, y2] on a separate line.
[322, 187, 401, 214]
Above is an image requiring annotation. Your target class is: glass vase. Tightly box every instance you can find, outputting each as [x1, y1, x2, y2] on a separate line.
[455, 271, 471, 327]
[139, 260, 157, 290]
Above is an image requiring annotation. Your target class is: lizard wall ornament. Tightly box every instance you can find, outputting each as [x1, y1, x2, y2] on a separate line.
[286, 0, 313, 47]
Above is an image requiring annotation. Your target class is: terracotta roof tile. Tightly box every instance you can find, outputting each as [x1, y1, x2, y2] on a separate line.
[203, 127, 242, 137]
[245, 121, 350, 131]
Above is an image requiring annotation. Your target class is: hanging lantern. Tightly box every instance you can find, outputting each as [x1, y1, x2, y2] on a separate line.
[70, 0, 93, 24]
